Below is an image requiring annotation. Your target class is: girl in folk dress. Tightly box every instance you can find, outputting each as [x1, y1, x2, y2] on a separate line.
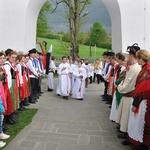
[16, 54, 29, 110]
[72, 61, 87, 100]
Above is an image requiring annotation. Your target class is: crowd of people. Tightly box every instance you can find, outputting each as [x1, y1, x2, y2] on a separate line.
[46, 44, 150, 149]
[0, 48, 44, 148]
[0, 43, 150, 149]
[47, 55, 105, 100]
[100, 44, 150, 150]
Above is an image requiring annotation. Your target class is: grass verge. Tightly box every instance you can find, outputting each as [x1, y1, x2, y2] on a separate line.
[1, 108, 38, 150]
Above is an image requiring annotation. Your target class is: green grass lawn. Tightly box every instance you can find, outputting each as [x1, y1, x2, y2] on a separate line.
[37, 37, 107, 59]
[1, 108, 38, 150]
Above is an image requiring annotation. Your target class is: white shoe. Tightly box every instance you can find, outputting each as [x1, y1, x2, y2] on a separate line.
[0, 133, 10, 139]
[0, 141, 6, 148]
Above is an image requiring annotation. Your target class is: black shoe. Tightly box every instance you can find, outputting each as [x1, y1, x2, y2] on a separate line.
[29, 100, 36, 104]
[12, 113, 19, 119]
[23, 102, 30, 106]
[77, 98, 83, 101]
[116, 126, 120, 130]
[63, 96, 68, 100]
[122, 140, 132, 146]
[35, 99, 38, 102]
[3, 126, 9, 132]
[102, 99, 107, 101]
[109, 106, 111, 109]
[118, 133, 127, 139]
[40, 91, 44, 94]
[5, 116, 16, 125]
[14, 111, 19, 115]
[57, 94, 61, 96]
[48, 88, 53, 92]
[65, 97, 69, 100]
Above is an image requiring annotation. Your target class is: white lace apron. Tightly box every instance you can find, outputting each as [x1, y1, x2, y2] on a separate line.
[128, 100, 147, 143]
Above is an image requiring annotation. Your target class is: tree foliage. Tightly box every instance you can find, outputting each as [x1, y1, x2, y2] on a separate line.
[37, 1, 52, 37]
[51, 0, 92, 57]
[89, 22, 111, 49]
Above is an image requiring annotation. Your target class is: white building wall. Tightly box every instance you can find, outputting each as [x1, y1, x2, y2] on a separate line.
[102, 0, 150, 53]
[118, 0, 148, 52]
[0, 0, 46, 53]
[102, 0, 122, 52]
[0, 0, 150, 53]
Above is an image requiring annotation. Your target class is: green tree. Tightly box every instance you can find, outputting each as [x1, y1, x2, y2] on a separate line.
[37, 1, 51, 37]
[90, 22, 107, 47]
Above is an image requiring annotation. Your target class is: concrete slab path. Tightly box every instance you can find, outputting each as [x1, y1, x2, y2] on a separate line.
[4, 79, 131, 150]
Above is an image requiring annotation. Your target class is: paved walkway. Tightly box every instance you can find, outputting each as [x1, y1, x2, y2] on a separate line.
[4, 79, 131, 150]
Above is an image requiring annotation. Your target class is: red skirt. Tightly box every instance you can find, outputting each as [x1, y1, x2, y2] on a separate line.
[3, 84, 14, 115]
[20, 75, 30, 100]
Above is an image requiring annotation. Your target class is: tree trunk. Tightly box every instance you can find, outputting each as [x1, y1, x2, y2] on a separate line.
[74, 0, 80, 56]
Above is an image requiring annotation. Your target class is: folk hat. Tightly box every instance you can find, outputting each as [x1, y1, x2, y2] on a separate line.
[127, 43, 140, 55]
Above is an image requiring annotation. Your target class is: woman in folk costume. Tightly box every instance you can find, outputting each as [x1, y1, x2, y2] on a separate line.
[16, 54, 29, 110]
[47, 56, 57, 92]
[107, 55, 118, 105]
[109, 54, 126, 122]
[127, 50, 150, 150]
[22, 54, 30, 106]
[0, 52, 14, 125]
[72, 60, 87, 100]
[57, 56, 70, 100]
[3, 51, 19, 124]
[116, 44, 141, 144]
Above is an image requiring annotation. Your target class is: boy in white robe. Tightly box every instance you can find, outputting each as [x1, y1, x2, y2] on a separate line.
[72, 60, 86, 100]
[56, 56, 70, 100]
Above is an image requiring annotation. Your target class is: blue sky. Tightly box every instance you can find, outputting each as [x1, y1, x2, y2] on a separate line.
[47, 0, 111, 34]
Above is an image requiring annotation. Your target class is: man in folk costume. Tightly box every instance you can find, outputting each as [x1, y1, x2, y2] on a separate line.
[116, 44, 141, 145]
[3, 51, 19, 124]
[35, 52, 44, 97]
[127, 50, 150, 150]
[37, 52, 44, 94]
[47, 56, 57, 92]
[72, 60, 87, 100]
[102, 53, 112, 101]
[101, 52, 108, 98]
[56, 56, 70, 100]
[27, 49, 39, 104]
